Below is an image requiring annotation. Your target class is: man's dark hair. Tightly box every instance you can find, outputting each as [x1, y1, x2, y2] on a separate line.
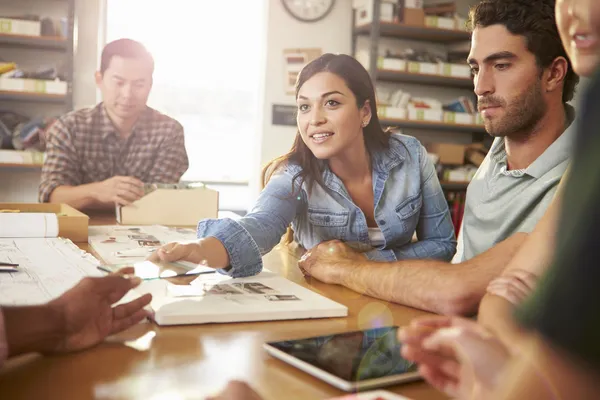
[467, 0, 579, 103]
[100, 38, 154, 75]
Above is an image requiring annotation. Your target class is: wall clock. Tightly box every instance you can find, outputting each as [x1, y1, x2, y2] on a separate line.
[281, 0, 336, 23]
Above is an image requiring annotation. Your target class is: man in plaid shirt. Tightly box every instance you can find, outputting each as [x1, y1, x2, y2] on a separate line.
[39, 39, 189, 210]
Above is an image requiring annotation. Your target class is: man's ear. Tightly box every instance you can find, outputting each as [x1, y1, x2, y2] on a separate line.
[94, 71, 103, 88]
[545, 56, 569, 94]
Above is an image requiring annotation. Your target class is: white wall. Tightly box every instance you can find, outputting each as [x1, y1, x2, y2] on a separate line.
[73, 0, 104, 109]
[250, 0, 353, 199]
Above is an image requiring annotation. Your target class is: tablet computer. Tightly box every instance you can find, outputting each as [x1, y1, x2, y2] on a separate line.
[263, 326, 421, 392]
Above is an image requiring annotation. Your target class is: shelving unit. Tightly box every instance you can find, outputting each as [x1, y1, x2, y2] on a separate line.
[0, 1, 75, 111]
[0, 2, 74, 203]
[0, 90, 67, 104]
[380, 118, 486, 134]
[351, 0, 480, 135]
[377, 69, 473, 88]
[354, 21, 471, 42]
[0, 33, 68, 51]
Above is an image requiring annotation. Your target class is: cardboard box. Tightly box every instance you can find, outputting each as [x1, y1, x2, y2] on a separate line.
[0, 149, 44, 165]
[408, 106, 443, 122]
[443, 112, 475, 125]
[407, 61, 439, 75]
[476, 113, 485, 125]
[401, 8, 425, 26]
[405, 0, 424, 8]
[0, 78, 68, 95]
[425, 15, 456, 30]
[439, 63, 472, 78]
[378, 106, 407, 120]
[456, 16, 468, 31]
[379, 57, 406, 71]
[0, 203, 88, 242]
[354, 0, 396, 25]
[0, 18, 41, 36]
[117, 187, 219, 227]
[426, 143, 466, 165]
[356, 52, 406, 71]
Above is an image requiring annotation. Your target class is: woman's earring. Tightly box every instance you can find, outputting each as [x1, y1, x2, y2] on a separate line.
[362, 121, 369, 127]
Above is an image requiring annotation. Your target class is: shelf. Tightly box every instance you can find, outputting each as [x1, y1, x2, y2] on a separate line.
[381, 118, 486, 133]
[0, 162, 42, 169]
[377, 69, 473, 88]
[440, 181, 470, 191]
[354, 22, 471, 43]
[0, 33, 67, 51]
[0, 90, 67, 104]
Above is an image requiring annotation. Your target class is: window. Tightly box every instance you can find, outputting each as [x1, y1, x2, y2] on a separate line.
[105, 0, 263, 188]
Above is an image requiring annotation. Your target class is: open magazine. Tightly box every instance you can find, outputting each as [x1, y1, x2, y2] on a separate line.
[129, 268, 348, 326]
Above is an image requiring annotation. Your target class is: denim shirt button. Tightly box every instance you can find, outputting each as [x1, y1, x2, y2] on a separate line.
[379, 220, 386, 226]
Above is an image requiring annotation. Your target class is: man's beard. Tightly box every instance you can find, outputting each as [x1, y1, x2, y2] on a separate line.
[479, 79, 547, 138]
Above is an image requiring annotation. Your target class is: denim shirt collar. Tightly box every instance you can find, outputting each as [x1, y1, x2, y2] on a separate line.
[321, 139, 407, 188]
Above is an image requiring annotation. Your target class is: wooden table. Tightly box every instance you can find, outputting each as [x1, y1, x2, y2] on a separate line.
[0, 214, 447, 400]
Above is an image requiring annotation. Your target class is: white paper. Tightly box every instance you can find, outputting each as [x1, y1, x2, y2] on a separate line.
[88, 225, 198, 265]
[0, 213, 59, 238]
[0, 238, 102, 306]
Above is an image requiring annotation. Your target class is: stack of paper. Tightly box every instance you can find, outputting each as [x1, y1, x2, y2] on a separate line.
[0, 238, 101, 306]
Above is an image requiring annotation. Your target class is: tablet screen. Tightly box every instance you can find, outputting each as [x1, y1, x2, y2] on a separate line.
[267, 326, 417, 382]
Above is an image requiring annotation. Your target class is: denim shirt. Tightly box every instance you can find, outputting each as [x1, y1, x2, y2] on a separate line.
[198, 134, 456, 277]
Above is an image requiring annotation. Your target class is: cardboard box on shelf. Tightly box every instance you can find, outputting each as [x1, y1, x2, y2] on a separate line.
[407, 61, 439, 75]
[379, 57, 406, 71]
[443, 112, 475, 125]
[0, 18, 41, 37]
[408, 106, 443, 122]
[456, 16, 468, 31]
[357, 51, 406, 71]
[117, 187, 219, 226]
[400, 8, 426, 26]
[425, 15, 456, 30]
[0, 149, 44, 165]
[465, 143, 488, 166]
[475, 113, 485, 125]
[0, 78, 68, 95]
[426, 143, 466, 165]
[354, 0, 396, 25]
[378, 106, 407, 120]
[0, 203, 88, 242]
[439, 63, 472, 78]
[404, 0, 424, 8]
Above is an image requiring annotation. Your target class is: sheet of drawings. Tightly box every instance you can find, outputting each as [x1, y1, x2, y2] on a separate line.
[0, 238, 102, 306]
[167, 270, 300, 302]
[88, 225, 198, 265]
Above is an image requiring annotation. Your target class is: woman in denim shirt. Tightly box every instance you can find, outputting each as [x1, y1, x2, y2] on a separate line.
[153, 54, 456, 277]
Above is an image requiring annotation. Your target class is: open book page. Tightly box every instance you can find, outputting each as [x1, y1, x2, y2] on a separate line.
[0, 213, 59, 238]
[88, 225, 199, 265]
[0, 238, 101, 306]
[127, 269, 348, 325]
[327, 390, 412, 400]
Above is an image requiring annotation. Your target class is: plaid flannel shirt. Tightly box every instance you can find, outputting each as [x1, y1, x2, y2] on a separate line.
[39, 103, 189, 202]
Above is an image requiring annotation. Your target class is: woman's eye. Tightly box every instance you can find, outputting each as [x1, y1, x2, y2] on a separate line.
[326, 100, 339, 106]
[298, 104, 309, 112]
